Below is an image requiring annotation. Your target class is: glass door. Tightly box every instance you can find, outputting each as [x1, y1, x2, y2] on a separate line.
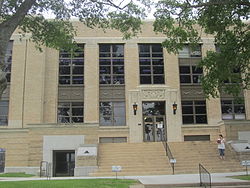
[143, 116, 166, 142]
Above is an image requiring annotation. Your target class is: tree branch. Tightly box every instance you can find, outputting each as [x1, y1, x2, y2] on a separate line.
[188, 0, 250, 9]
[0, 0, 36, 33]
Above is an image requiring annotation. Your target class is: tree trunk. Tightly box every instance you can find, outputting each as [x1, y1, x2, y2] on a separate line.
[0, 0, 36, 100]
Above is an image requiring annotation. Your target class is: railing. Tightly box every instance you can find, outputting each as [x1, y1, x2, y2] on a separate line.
[162, 135, 175, 174]
[199, 163, 211, 188]
[40, 161, 51, 180]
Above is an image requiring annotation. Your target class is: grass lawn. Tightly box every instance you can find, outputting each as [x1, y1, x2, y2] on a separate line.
[231, 175, 250, 181]
[0, 179, 138, 188]
[0, 173, 35, 177]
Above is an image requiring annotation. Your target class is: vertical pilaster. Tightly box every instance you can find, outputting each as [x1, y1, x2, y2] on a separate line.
[84, 42, 99, 123]
[43, 48, 58, 123]
[202, 40, 222, 125]
[22, 42, 46, 126]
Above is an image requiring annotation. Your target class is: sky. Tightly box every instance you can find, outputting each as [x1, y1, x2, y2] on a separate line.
[43, 0, 156, 20]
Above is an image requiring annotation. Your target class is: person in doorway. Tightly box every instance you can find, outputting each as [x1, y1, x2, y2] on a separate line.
[217, 134, 226, 160]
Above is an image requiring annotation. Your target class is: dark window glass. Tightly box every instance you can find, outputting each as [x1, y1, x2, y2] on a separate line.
[179, 65, 203, 84]
[179, 66, 190, 74]
[59, 44, 84, 85]
[99, 44, 124, 85]
[180, 75, 191, 83]
[182, 106, 193, 114]
[100, 102, 125, 126]
[139, 44, 165, 84]
[182, 100, 207, 124]
[140, 76, 151, 84]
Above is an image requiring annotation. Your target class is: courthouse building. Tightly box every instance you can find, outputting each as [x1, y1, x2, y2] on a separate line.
[0, 21, 249, 176]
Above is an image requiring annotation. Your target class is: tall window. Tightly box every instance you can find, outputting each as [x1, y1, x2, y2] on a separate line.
[0, 101, 8, 126]
[57, 102, 84, 123]
[179, 65, 203, 84]
[182, 100, 207, 124]
[4, 41, 13, 83]
[221, 100, 245, 120]
[99, 44, 124, 85]
[139, 44, 165, 84]
[99, 101, 125, 126]
[178, 44, 202, 58]
[59, 44, 84, 85]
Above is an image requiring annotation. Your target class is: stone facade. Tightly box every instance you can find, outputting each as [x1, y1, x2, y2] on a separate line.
[0, 21, 249, 176]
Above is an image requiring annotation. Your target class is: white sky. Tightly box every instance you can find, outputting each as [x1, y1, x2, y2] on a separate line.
[43, 0, 156, 20]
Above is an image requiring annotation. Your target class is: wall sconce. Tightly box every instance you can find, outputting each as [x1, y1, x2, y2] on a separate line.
[133, 103, 138, 115]
[173, 102, 177, 115]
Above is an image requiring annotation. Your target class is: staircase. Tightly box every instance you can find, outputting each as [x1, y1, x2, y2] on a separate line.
[90, 142, 172, 176]
[169, 141, 245, 174]
[90, 141, 244, 176]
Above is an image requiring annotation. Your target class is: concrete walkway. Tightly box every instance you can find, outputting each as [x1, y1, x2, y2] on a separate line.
[0, 171, 249, 185]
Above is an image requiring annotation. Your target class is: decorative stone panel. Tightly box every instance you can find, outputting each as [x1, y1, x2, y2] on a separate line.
[99, 85, 125, 100]
[141, 89, 165, 100]
[58, 86, 84, 100]
[181, 85, 205, 99]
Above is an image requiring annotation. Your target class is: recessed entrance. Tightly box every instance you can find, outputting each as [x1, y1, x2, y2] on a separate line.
[0, 149, 5, 173]
[53, 150, 75, 177]
[142, 101, 166, 142]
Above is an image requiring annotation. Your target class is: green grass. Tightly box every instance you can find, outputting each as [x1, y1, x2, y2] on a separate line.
[0, 173, 35, 177]
[0, 179, 138, 188]
[231, 175, 250, 181]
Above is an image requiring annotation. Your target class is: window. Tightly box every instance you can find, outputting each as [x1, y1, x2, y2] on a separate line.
[58, 102, 84, 123]
[179, 65, 203, 84]
[59, 44, 84, 85]
[99, 44, 124, 85]
[221, 100, 245, 120]
[178, 45, 202, 58]
[4, 41, 13, 83]
[139, 44, 165, 84]
[0, 101, 9, 125]
[182, 100, 207, 124]
[100, 101, 125, 126]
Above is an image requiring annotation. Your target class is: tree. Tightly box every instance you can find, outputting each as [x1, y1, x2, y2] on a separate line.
[153, 0, 250, 98]
[0, 0, 150, 99]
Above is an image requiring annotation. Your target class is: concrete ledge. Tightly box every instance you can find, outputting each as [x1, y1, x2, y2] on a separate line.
[74, 166, 98, 176]
[5, 167, 39, 175]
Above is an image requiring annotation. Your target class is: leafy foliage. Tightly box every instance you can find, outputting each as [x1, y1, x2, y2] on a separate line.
[154, 0, 250, 97]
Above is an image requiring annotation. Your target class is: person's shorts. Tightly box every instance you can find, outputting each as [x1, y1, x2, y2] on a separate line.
[218, 149, 225, 156]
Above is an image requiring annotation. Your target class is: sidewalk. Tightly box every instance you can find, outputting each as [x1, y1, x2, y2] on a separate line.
[0, 171, 249, 185]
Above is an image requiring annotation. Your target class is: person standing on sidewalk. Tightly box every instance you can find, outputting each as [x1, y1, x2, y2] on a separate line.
[217, 134, 226, 160]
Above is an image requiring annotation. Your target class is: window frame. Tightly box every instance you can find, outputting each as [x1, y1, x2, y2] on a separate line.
[59, 44, 84, 85]
[221, 99, 246, 120]
[99, 44, 125, 85]
[4, 41, 13, 83]
[178, 44, 202, 58]
[57, 102, 84, 124]
[182, 100, 207, 124]
[0, 101, 9, 126]
[99, 101, 126, 126]
[139, 44, 165, 85]
[179, 65, 203, 84]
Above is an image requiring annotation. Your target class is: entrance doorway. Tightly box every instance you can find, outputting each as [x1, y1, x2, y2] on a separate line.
[0, 149, 5, 173]
[53, 150, 75, 177]
[144, 116, 166, 142]
[142, 101, 166, 142]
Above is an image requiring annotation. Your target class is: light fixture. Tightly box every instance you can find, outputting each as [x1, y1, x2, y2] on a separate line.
[173, 102, 177, 115]
[133, 103, 138, 115]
